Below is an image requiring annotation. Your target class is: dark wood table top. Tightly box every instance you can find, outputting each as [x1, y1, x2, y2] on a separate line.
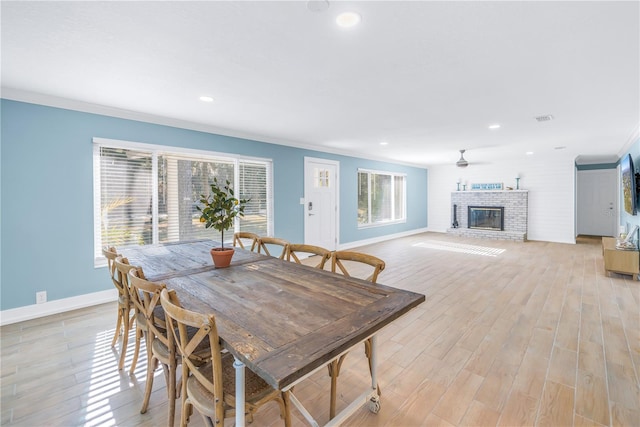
[123, 241, 425, 391]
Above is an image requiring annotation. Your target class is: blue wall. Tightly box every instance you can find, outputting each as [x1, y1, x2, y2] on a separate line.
[0, 99, 427, 310]
[619, 138, 640, 234]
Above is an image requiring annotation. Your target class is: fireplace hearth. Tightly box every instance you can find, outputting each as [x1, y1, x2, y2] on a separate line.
[468, 206, 504, 231]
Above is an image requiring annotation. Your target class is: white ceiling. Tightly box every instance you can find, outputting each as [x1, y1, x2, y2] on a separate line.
[2, 1, 639, 167]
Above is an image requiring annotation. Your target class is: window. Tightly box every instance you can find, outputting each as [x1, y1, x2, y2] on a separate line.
[357, 169, 406, 227]
[93, 138, 272, 265]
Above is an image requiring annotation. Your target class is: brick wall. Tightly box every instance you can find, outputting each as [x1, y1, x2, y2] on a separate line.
[447, 190, 528, 241]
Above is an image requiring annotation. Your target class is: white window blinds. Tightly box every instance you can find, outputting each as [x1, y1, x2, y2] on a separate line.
[93, 139, 272, 265]
[95, 146, 155, 248]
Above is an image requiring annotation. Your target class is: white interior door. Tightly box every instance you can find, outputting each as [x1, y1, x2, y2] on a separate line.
[577, 169, 617, 237]
[304, 157, 338, 250]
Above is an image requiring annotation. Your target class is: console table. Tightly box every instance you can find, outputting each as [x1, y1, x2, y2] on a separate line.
[602, 237, 639, 280]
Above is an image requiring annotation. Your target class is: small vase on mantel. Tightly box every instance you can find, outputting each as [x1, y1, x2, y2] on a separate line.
[210, 247, 235, 268]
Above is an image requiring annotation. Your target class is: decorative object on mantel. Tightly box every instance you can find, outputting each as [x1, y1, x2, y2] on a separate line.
[456, 180, 461, 191]
[516, 177, 520, 190]
[471, 182, 503, 190]
[456, 149, 469, 168]
[198, 178, 250, 268]
[462, 184, 467, 191]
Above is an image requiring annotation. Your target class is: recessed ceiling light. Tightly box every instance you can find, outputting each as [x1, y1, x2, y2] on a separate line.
[199, 96, 214, 103]
[380, 141, 389, 146]
[488, 124, 501, 129]
[526, 151, 534, 155]
[336, 12, 361, 28]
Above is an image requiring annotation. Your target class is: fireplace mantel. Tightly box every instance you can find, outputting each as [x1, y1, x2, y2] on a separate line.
[447, 190, 528, 242]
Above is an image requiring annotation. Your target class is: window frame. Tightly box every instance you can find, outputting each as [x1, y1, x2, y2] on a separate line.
[357, 168, 407, 228]
[93, 137, 273, 267]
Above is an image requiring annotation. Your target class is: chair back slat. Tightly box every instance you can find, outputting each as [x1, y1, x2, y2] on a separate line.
[287, 244, 331, 269]
[233, 232, 259, 252]
[257, 237, 290, 259]
[331, 251, 386, 283]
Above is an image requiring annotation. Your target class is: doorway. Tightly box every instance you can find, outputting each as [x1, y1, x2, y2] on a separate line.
[576, 169, 617, 237]
[304, 157, 339, 250]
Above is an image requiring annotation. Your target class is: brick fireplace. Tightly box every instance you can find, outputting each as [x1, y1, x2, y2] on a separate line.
[447, 190, 528, 241]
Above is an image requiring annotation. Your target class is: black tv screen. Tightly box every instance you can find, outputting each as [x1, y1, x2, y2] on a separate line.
[621, 153, 636, 215]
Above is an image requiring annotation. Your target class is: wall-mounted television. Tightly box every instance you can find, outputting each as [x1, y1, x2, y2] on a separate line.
[621, 153, 637, 215]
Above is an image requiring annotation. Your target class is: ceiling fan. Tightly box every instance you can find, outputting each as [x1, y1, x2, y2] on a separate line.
[456, 149, 469, 168]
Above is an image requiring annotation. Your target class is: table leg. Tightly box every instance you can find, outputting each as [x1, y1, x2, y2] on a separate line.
[368, 335, 380, 413]
[234, 357, 245, 427]
[370, 335, 377, 389]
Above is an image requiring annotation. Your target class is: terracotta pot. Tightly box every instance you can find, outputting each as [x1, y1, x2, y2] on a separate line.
[210, 247, 234, 268]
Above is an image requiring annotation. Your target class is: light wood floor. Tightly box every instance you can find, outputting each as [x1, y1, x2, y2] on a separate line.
[2, 233, 639, 426]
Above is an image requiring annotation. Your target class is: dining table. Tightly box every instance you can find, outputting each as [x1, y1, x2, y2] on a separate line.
[123, 239, 425, 427]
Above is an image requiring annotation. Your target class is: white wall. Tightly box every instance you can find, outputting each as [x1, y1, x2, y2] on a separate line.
[427, 153, 576, 244]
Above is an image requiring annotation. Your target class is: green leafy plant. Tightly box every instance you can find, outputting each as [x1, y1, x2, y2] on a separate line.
[197, 178, 249, 249]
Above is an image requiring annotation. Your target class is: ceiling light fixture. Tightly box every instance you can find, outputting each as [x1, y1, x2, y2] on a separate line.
[534, 114, 554, 122]
[336, 12, 361, 28]
[456, 149, 469, 168]
[380, 141, 389, 146]
[526, 151, 534, 155]
[199, 96, 214, 103]
[488, 124, 501, 129]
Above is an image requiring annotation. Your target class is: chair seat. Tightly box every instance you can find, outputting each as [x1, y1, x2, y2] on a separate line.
[135, 305, 166, 331]
[187, 353, 276, 412]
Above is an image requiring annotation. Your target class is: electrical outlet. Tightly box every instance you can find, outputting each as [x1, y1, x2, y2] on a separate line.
[36, 291, 47, 304]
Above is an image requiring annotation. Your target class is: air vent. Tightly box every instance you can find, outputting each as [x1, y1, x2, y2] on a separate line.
[535, 114, 554, 122]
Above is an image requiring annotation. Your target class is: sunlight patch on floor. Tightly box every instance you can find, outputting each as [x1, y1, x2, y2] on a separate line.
[83, 327, 148, 426]
[412, 240, 507, 257]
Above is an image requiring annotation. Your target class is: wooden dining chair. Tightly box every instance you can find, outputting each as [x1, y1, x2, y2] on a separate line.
[102, 247, 135, 355]
[128, 269, 178, 426]
[160, 288, 291, 427]
[287, 243, 331, 270]
[256, 237, 290, 259]
[112, 256, 145, 372]
[328, 250, 386, 418]
[233, 232, 259, 252]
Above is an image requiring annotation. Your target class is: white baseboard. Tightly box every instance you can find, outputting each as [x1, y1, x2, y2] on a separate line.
[338, 227, 430, 250]
[0, 289, 118, 326]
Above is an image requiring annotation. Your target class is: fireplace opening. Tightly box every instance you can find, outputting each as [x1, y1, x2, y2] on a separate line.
[468, 206, 504, 231]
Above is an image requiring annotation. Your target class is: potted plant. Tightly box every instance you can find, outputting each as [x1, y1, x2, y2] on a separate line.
[197, 178, 249, 268]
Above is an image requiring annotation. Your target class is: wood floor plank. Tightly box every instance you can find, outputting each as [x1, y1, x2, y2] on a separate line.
[536, 380, 574, 426]
[496, 390, 539, 427]
[575, 370, 610, 426]
[459, 400, 500, 426]
[431, 369, 484, 425]
[547, 345, 578, 387]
